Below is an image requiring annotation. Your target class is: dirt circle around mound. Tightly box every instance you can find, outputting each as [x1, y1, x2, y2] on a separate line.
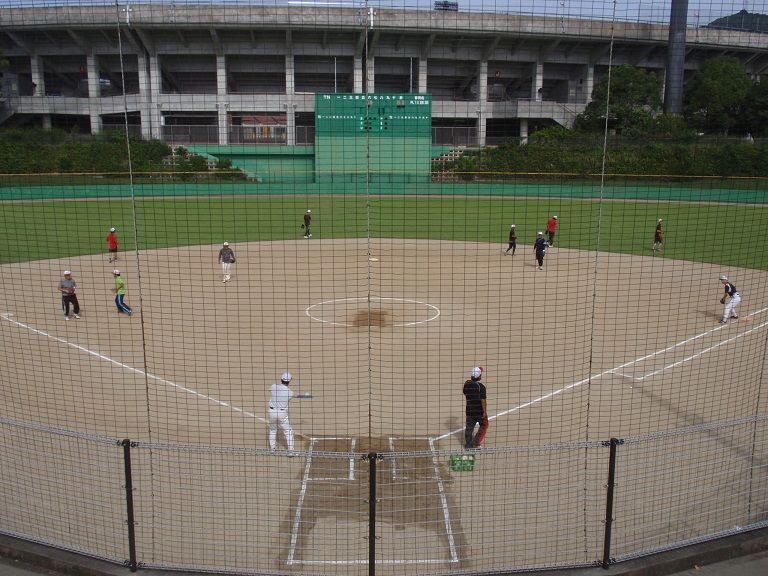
[305, 296, 441, 327]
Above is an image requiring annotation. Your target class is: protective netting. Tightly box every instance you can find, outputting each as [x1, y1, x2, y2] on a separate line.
[0, 0, 767, 574]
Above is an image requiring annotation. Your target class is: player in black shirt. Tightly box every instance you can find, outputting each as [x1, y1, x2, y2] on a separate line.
[504, 224, 517, 255]
[463, 367, 488, 449]
[303, 209, 312, 238]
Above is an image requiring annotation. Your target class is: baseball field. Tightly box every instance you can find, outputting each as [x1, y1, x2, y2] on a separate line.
[1, 184, 768, 573]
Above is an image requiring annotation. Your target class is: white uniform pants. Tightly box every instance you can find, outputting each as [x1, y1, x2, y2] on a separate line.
[724, 293, 741, 322]
[268, 408, 294, 451]
[221, 262, 232, 281]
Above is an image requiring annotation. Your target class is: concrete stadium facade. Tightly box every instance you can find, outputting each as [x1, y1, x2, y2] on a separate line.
[0, 3, 766, 147]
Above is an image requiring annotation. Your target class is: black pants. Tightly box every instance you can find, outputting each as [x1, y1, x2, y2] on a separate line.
[536, 252, 545, 267]
[548, 231, 555, 245]
[62, 294, 80, 316]
[465, 413, 488, 448]
[506, 241, 516, 254]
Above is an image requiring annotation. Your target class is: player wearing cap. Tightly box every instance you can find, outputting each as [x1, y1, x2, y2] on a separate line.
[111, 270, 132, 316]
[653, 219, 664, 253]
[58, 270, 81, 321]
[504, 224, 517, 255]
[719, 275, 741, 324]
[533, 232, 549, 270]
[106, 227, 119, 263]
[463, 366, 488, 450]
[546, 215, 558, 246]
[302, 209, 312, 239]
[218, 241, 236, 283]
[268, 372, 295, 454]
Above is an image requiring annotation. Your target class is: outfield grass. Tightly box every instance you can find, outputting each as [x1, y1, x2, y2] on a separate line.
[0, 195, 766, 269]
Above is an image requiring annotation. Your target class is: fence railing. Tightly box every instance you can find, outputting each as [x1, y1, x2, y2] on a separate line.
[1, 415, 766, 575]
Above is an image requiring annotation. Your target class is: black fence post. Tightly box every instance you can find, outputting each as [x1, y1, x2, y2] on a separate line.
[121, 439, 138, 572]
[364, 451, 382, 576]
[601, 437, 622, 569]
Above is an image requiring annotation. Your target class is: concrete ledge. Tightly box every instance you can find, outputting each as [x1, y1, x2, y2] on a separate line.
[2, 528, 768, 576]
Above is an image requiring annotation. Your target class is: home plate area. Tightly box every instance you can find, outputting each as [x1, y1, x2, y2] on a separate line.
[287, 436, 459, 566]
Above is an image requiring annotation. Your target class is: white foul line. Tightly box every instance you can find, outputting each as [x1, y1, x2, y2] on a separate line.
[434, 306, 768, 442]
[0, 313, 271, 427]
[636, 319, 768, 381]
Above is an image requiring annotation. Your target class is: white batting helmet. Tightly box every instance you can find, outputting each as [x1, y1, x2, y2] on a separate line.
[471, 366, 483, 379]
[112, 269, 120, 275]
[306, 209, 311, 213]
[110, 227, 116, 232]
[281, 372, 293, 383]
[510, 224, 516, 228]
[223, 241, 229, 246]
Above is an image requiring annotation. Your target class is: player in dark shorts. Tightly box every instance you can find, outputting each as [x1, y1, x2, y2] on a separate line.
[533, 232, 549, 270]
[463, 367, 488, 449]
[504, 224, 517, 255]
[653, 219, 664, 252]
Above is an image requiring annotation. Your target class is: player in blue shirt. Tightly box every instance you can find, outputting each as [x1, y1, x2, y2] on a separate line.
[533, 232, 549, 270]
[719, 274, 741, 324]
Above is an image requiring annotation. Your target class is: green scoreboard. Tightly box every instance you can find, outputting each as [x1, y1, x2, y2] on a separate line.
[314, 93, 432, 183]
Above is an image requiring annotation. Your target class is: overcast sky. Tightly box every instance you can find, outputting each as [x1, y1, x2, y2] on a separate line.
[0, 0, 765, 26]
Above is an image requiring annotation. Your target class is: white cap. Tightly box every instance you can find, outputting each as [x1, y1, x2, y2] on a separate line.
[306, 209, 311, 213]
[471, 366, 483, 379]
[112, 269, 120, 275]
[110, 227, 116, 232]
[510, 224, 516, 228]
[720, 274, 728, 280]
[281, 372, 292, 383]
[63, 270, 71, 275]
[553, 215, 558, 219]
[223, 241, 229, 246]
[537, 231, 543, 236]
[658, 218, 663, 223]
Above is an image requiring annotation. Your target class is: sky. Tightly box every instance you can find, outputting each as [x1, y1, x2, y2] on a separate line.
[0, 0, 765, 26]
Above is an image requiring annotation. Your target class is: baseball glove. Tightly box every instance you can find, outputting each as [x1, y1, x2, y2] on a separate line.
[720, 298, 726, 304]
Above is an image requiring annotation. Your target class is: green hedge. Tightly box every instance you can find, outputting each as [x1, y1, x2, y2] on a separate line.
[452, 135, 768, 179]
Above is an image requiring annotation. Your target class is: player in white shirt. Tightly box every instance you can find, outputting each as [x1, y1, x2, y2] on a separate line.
[268, 372, 295, 453]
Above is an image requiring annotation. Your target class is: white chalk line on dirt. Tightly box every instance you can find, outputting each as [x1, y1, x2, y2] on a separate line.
[0, 312, 286, 431]
[434, 306, 768, 442]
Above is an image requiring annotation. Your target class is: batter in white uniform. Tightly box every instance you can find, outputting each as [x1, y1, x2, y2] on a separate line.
[268, 372, 295, 452]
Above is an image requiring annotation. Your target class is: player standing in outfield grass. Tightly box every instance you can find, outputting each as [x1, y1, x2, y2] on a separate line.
[504, 224, 517, 255]
[463, 366, 488, 450]
[653, 219, 664, 253]
[218, 241, 236, 283]
[533, 231, 549, 270]
[106, 227, 119, 263]
[719, 274, 741, 324]
[111, 270, 132, 316]
[302, 209, 312, 239]
[268, 372, 295, 454]
[546, 215, 558, 246]
[58, 270, 81, 321]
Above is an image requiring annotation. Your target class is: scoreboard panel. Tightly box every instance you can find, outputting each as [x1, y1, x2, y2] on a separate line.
[315, 93, 432, 183]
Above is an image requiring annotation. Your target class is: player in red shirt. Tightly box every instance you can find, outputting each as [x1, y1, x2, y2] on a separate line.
[106, 227, 119, 262]
[546, 215, 558, 246]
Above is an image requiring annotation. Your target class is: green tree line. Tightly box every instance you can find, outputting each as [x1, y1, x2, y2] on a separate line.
[0, 128, 243, 179]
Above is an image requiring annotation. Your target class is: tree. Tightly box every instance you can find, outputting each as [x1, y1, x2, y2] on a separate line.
[683, 57, 752, 134]
[574, 65, 663, 136]
[739, 80, 768, 137]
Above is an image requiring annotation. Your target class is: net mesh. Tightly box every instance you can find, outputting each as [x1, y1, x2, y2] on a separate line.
[0, 0, 767, 573]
